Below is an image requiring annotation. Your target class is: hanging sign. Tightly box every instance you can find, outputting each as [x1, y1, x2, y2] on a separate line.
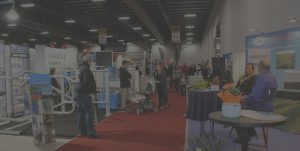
[171, 25, 181, 43]
[99, 28, 107, 45]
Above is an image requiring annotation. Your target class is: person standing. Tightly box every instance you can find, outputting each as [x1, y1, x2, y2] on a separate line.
[155, 63, 168, 110]
[119, 60, 132, 110]
[49, 67, 61, 105]
[76, 55, 99, 138]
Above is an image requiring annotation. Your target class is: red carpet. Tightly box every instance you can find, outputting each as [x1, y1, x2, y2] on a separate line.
[56, 90, 186, 151]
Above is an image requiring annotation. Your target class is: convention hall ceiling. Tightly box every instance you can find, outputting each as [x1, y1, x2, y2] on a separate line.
[0, 0, 214, 49]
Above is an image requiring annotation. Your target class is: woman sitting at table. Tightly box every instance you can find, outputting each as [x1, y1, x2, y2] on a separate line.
[236, 63, 257, 95]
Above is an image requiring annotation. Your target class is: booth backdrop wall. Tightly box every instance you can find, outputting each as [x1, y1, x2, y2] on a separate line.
[151, 44, 175, 62]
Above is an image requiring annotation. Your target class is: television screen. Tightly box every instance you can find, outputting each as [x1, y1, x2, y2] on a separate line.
[96, 51, 112, 67]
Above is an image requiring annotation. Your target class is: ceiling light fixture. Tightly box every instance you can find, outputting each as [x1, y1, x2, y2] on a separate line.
[184, 13, 197, 18]
[81, 40, 87, 44]
[107, 35, 113, 38]
[29, 38, 36, 41]
[5, 7, 19, 21]
[64, 37, 71, 40]
[7, 23, 17, 27]
[89, 29, 98, 32]
[187, 42, 192, 44]
[133, 27, 143, 30]
[150, 38, 156, 41]
[185, 25, 195, 29]
[92, 0, 106, 2]
[249, 28, 265, 34]
[142, 34, 150, 37]
[41, 31, 49, 35]
[186, 33, 194, 36]
[20, 3, 35, 8]
[118, 16, 130, 21]
[65, 19, 76, 23]
[118, 39, 124, 42]
[187, 37, 193, 41]
[289, 18, 297, 23]
[29, 39, 36, 42]
[1, 34, 9, 37]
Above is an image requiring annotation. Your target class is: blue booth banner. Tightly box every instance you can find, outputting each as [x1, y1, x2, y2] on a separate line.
[246, 27, 300, 91]
[29, 74, 53, 115]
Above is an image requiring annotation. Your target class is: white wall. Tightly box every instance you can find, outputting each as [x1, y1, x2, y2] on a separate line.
[198, 0, 300, 82]
[151, 44, 175, 62]
[179, 43, 202, 66]
[126, 43, 146, 53]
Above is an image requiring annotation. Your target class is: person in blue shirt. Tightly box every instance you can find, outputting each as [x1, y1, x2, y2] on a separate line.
[235, 60, 277, 144]
[241, 60, 277, 112]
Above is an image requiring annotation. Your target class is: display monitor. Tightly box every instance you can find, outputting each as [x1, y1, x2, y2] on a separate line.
[96, 51, 112, 67]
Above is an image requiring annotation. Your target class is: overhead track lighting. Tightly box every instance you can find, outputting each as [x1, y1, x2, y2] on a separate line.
[65, 19, 76, 23]
[1, 34, 9, 37]
[133, 27, 143, 30]
[92, 0, 106, 2]
[184, 13, 196, 18]
[7, 23, 17, 27]
[41, 31, 49, 35]
[185, 25, 195, 29]
[142, 34, 150, 37]
[89, 28, 98, 32]
[186, 33, 194, 36]
[29, 38, 36, 42]
[20, 3, 35, 8]
[118, 16, 130, 21]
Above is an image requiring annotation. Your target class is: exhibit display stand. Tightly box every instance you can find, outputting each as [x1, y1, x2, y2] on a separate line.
[29, 73, 55, 145]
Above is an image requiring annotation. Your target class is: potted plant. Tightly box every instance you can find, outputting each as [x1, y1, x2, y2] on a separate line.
[190, 134, 224, 151]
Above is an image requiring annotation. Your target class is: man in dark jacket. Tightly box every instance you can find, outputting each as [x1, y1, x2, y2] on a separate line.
[76, 55, 99, 138]
[119, 60, 132, 110]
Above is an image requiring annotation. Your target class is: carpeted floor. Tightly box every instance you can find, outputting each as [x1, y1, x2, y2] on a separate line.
[56, 90, 186, 151]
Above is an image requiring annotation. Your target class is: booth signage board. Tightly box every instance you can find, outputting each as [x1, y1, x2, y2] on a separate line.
[29, 74, 54, 145]
[0, 41, 6, 117]
[246, 27, 300, 91]
[44, 47, 78, 72]
[10, 44, 30, 115]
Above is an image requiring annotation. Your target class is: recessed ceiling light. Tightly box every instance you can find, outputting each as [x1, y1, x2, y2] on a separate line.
[118, 16, 130, 21]
[29, 38, 36, 41]
[41, 31, 49, 35]
[81, 40, 87, 44]
[150, 38, 156, 41]
[142, 34, 150, 37]
[92, 0, 106, 2]
[1, 33, 9, 37]
[118, 39, 124, 42]
[7, 23, 17, 27]
[184, 13, 197, 18]
[185, 25, 195, 29]
[186, 33, 194, 36]
[65, 19, 76, 23]
[133, 27, 143, 30]
[107, 35, 113, 38]
[187, 37, 193, 41]
[89, 29, 98, 32]
[64, 37, 71, 40]
[23, 43, 29, 46]
[20, 3, 35, 8]
[289, 18, 297, 23]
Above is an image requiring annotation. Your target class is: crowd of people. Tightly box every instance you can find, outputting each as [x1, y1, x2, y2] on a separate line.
[50, 54, 277, 142]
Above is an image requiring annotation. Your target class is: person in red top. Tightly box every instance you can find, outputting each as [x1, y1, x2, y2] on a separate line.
[181, 63, 188, 75]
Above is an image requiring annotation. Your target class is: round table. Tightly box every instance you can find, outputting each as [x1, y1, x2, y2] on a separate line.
[209, 111, 288, 151]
